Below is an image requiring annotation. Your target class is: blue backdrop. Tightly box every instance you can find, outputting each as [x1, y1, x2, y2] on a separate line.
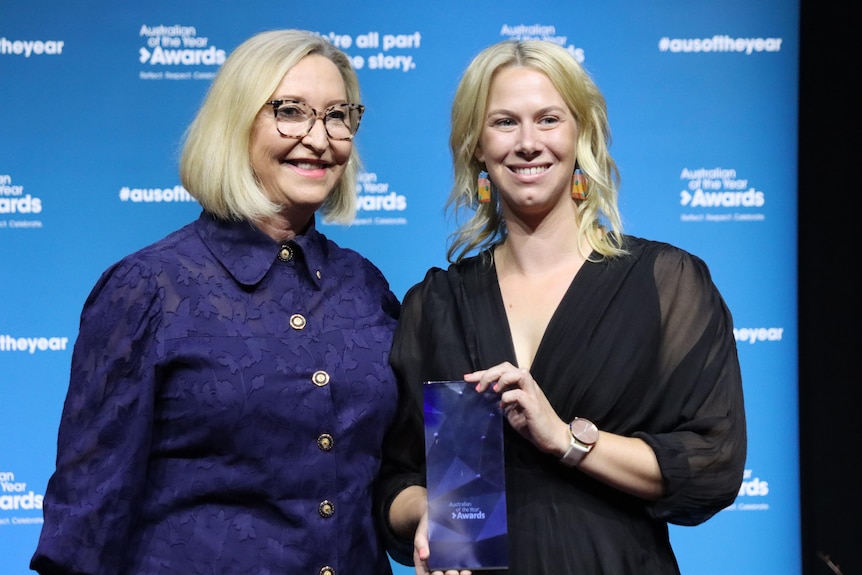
[1, 1, 799, 573]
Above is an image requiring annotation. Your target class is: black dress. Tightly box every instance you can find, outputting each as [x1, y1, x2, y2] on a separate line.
[377, 236, 747, 574]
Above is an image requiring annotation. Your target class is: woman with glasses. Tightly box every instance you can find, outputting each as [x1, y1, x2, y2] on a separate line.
[377, 39, 747, 575]
[31, 29, 399, 575]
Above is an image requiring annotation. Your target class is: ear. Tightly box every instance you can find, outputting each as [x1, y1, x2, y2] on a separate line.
[474, 145, 485, 164]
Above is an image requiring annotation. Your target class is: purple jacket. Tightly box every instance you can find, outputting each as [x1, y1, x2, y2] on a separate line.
[32, 211, 399, 575]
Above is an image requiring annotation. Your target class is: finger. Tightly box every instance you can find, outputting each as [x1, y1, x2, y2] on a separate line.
[464, 369, 490, 391]
[462, 369, 485, 382]
[498, 386, 524, 409]
[414, 551, 430, 575]
[466, 362, 515, 391]
[493, 367, 532, 393]
[415, 534, 431, 562]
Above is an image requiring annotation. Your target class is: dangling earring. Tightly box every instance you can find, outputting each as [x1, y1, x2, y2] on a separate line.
[477, 171, 491, 203]
[571, 168, 588, 200]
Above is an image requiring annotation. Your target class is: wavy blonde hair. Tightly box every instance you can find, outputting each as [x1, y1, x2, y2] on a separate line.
[180, 29, 361, 224]
[447, 40, 625, 262]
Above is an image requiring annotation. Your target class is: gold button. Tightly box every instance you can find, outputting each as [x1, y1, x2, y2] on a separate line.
[319, 500, 334, 518]
[317, 433, 333, 451]
[289, 314, 306, 330]
[312, 371, 330, 387]
[319, 567, 334, 575]
[278, 244, 293, 262]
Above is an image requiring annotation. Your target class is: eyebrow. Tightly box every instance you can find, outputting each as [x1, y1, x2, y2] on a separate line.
[271, 96, 349, 107]
[486, 105, 567, 117]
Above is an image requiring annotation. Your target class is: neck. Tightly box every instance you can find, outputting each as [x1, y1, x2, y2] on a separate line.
[497, 203, 583, 275]
[256, 209, 313, 242]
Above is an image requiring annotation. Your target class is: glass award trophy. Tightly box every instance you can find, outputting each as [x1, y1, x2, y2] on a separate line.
[423, 380, 508, 571]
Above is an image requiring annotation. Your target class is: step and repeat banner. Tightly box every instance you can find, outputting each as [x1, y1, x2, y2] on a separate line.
[1, 1, 798, 573]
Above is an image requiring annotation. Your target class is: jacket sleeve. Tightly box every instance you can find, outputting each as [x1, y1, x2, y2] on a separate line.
[636, 247, 747, 526]
[31, 259, 161, 575]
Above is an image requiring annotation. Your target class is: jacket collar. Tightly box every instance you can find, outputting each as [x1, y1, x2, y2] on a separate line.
[195, 210, 326, 289]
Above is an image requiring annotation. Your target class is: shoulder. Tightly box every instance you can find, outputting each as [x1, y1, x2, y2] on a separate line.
[622, 237, 724, 314]
[623, 235, 711, 278]
[87, 223, 199, 302]
[116, 221, 199, 267]
[400, 266, 446, 310]
[324, 238, 393, 288]
[316, 234, 400, 316]
[623, 235, 690, 259]
[402, 252, 489, 305]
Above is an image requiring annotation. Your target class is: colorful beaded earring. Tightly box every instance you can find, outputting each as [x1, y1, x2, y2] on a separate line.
[571, 168, 588, 200]
[477, 171, 491, 203]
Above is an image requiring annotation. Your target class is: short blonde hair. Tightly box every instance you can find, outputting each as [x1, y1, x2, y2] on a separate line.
[447, 40, 625, 262]
[180, 29, 361, 224]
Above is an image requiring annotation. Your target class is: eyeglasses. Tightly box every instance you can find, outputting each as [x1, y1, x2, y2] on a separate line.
[266, 99, 364, 141]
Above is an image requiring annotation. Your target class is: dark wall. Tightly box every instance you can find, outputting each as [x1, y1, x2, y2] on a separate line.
[798, 3, 861, 575]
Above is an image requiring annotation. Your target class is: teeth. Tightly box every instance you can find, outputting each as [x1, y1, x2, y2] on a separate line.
[513, 166, 547, 175]
[294, 162, 322, 170]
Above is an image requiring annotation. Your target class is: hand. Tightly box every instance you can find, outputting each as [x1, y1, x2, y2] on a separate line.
[413, 510, 472, 575]
[465, 362, 569, 456]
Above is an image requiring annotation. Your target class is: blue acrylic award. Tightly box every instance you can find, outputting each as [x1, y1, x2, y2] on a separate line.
[423, 380, 508, 571]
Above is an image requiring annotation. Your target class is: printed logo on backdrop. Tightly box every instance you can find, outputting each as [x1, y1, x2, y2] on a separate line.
[499, 24, 585, 63]
[723, 468, 770, 512]
[658, 35, 783, 55]
[317, 31, 421, 73]
[679, 168, 766, 223]
[138, 25, 226, 81]
[0, 174, 43, 230]
[321, 172, 408, 227]
[0, 470, 44, 527]
[138, 27, 422, 79]
[0, 37, 64, 57]
[118, 185, 197, 205]
[734, 326, 783, 345]
[0, 334, 69, 354]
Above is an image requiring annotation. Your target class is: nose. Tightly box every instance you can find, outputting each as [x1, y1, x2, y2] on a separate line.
[301, 116, 329, 151]
[515, 125, 541, 158]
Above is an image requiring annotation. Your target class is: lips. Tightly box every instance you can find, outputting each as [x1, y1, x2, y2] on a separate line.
[280, 157, 331, 179]
[511, 165, 550, 176]
[285, 159, 330, 170]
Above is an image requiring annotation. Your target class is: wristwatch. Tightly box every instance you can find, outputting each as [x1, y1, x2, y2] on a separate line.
[560, 417, 599, 467]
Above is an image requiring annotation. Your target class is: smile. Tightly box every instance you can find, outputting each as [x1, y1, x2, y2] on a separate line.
[512, 166, 549, 175]
[288, 160, 329, 170]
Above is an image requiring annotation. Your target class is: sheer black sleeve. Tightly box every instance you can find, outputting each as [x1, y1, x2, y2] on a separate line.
[635, 246, 747, 525]
[374, 274, 433, 566]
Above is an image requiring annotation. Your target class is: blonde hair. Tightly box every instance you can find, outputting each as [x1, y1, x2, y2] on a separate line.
[180, 29, 361, 224]
[447, 40, 625, 262]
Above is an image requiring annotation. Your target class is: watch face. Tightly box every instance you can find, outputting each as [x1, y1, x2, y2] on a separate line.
[570, 418, 599, 446]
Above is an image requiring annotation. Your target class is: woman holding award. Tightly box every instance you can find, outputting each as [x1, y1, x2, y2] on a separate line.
[377, 39, 747, 575]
